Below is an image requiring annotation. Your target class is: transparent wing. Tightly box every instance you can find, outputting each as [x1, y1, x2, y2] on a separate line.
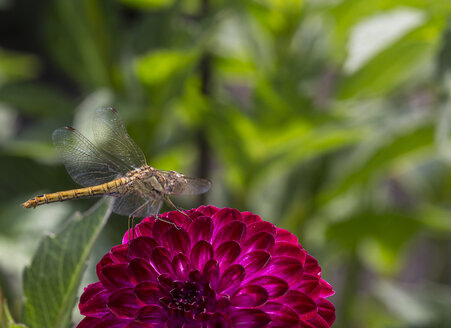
[93, 108, 147, 169]
[52, 127, 131, 187]
[181, 176, 211, 195]
[112, 192, 162, 218]
[157, 170, 211, 195]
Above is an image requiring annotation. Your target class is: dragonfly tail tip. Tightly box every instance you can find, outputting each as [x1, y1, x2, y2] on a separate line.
[21, 199, 37, 209]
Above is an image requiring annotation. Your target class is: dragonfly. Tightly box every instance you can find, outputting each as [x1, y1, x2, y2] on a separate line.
[21, 108, 211, 221]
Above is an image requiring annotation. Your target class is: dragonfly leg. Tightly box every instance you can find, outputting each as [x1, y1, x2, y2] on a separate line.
[127, 215, 131, 243]
[127, 215, 137, 242]
[151, 198, 182, 229]
[127, 215, 132, 256]
[164, 195, 182, 211]
[164, 195, 191, 222]
[155, 216, 180, 229]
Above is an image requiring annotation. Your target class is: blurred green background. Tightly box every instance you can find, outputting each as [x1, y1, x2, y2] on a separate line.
[1, 0, 451, 327]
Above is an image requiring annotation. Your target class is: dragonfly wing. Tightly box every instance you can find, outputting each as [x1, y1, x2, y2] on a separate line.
[181, 176, 212, 195]
[52, 127, 130, 187]
[157, 170, 211, 195]
[93, 108, 147, 169]
[112, 192, 162, 218]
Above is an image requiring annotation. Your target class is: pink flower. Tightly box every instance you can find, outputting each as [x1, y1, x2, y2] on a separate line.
[78, 206, 335, 328]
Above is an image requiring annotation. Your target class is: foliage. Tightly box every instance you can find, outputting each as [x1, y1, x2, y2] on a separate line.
[23, 199, 111, 328]
[0, 0, 451, 327]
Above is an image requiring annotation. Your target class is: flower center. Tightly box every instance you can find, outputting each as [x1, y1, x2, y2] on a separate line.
[171, 281, 201, 308]
[160, 280, 212, 318]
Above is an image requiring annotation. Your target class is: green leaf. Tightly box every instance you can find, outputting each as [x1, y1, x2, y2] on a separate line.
[330, 0, 451, 60]
[23, 199, 112, 328]
[0, 48, 40, 85]
[0, 83, 74, 117]
[43, 0, 118, 89]
[135, 50, 198, 86]
[326, 210, 421, 274]
[119, 0, 175, 10]
[320, 120, 435, 206]
[338, 16, 445, 99]
[0, 289, 28, 328]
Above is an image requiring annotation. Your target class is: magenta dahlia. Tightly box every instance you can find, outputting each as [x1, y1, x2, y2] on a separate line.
[77, 206, 335, 328]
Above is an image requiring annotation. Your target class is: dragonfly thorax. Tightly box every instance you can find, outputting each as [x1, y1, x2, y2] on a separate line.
[126, 166, 188, 195]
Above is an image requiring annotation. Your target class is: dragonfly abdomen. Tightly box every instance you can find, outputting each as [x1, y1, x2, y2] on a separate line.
[21, 177, 128, 209]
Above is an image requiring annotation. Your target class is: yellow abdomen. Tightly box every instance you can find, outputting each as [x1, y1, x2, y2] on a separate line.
[21, 177, 127, 209]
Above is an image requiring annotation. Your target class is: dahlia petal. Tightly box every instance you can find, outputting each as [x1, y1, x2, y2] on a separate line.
[231, 285, 268, 307]
[122, 229, 134, 245]
[188, 216, 214, 243]
[163, 227, 191, 256]
[157, 273, 174, 291]
[188, 269, 202, 283]
[275, 290, 316, 318]
[215, 294, 231, 312]
[217, 264, 245, 294]
[180, 321, 201, 328]
[205, 312, 230, 328]
[128, 258, 159, 284]
[305, 314, 330, 328]
[317, 299, 335, 325]
[239, 250, 271, 277]
[241, 212, 263, 225]
[300, 321, 315, 328]
[247, 276, 289, 299]
[260, 302, 300, 328]
[79, 288, 110, 318]
[304, 255, 321, 276]
[172, 253, 190, 279]
[110, 244, 130, 263]
[190, 240, 214, 271]
[260, 256, 304, 286]
[164, 318, 183, 328]
[275, 228, 299, 244]
[96, 254, 114, 277]
[107, 288, 139, 318]
[215, 241, 241, 271]
[212, 208, 242, 232]
[319, 279, 334, 297]
[242, 232, 275, 252]
[196, 205, 219, 217]
[295, 274, 321, 298]
[229, 309, 271, 328]
[202, 260, 219, 286]
[165, 211, 192, 229]
[136, 304, 168, 324]
[123, 220, 154, 244]
[124, 322, 152, 328]
[87, 314, 130, 328]
[135, 221, 154, 239]
[272, 242, 306, 263]
[76, 316, 99, 328]
[100, 263, 133, 290]
[151, 219, 174, 244]
[212, 221, 246, 248]
[246, 221, 276, 237]
[80, 282, 104, 304]
[128, 237, 158, 260]
[134, 281, 164, 305]
[150, 247, 173, 275]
